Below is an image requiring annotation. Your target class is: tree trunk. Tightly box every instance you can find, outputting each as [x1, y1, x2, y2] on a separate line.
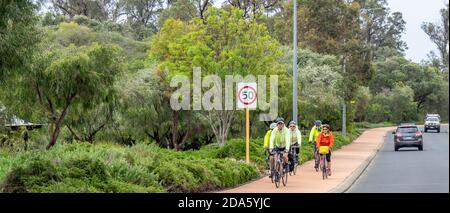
[176, 130, 190, 151]
[47, 122, 62, 150]
[67, 125, 83, 141]
[86, 123, 107, 143]
[205, 110, 235, 146]
[171, 110, 179, 150]
[46, 94, 75, 149]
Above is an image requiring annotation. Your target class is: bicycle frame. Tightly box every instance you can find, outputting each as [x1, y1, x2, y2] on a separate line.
[290, 145, 299, 162]
[271, 149, 288, 188]
[290, 145, 299, 175]
[319, 154, 328, 180]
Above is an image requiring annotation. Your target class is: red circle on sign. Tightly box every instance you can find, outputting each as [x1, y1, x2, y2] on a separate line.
[238, 85, 257, 105]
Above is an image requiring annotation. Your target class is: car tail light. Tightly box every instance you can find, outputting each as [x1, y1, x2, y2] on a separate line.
[415, 132, 422, 137]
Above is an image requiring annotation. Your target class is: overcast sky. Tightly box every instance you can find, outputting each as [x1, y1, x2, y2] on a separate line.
[387, 0, 446, 63]
[214, 0, 447, 63]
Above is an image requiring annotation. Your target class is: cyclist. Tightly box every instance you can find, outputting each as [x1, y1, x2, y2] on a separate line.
[315, 124, 334, 176]
[309, 120, 323, 170]
[288, 121, 302, 172]
[264, 123, 277, 150]
[264, 123, 277, 174]
[269, 117, 290, 176]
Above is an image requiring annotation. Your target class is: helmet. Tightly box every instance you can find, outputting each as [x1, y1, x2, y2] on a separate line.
[269, 123, 277, 129]
[314, 120, 322, 126]
[275, 117, 285, 124]
[289, 121, 296, 126]
[323, 124, 331, 130]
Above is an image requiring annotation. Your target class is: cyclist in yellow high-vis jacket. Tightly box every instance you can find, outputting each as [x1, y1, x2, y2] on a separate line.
[309, 120, 323, 170]
[263, 123, 277, 149]
[288, 121, 302, 151]
[288, 121, 302, 172]
[309, 120, 323, 143]
[264, 123, 277, 174]
[269, 117, 290, 177]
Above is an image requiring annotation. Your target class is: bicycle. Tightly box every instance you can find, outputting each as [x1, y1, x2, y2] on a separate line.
[264, 149, 274, 183]
[310, 141, 320, 172]
[318, 146, 330, 180]
[314, 146, 320, 172]
[289, 144, 300, 175]
[271, 149, 289, 188]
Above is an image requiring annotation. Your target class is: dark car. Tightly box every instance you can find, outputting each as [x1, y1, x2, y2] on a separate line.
[392, 124, 423, 151]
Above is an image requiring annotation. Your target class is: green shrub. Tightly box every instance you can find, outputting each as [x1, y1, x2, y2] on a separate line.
[2, 157, 60, 192]
[215, 138, 265, 165]
[64, 157, 108, 181]
[153, 159, 199, 192]
[0, 127, 360, 193]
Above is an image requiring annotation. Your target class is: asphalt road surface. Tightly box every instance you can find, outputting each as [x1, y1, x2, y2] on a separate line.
[348, 125, 449, 193]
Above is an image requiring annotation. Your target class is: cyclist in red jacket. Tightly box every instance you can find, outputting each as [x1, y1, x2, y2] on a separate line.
[316, 124, 334, 176]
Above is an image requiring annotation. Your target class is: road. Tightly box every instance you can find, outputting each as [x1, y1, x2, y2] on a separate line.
[348, 125, 449, 193]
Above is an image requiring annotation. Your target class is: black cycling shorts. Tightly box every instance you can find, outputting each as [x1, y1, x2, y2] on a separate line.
[321, 151, 331, 162]
[291, 142, 300, 154]
[271, 147, 286, 155]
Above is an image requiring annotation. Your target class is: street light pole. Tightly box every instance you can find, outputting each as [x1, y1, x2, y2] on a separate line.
[342, 42, 347, 138]
[293, 0, 298, 124]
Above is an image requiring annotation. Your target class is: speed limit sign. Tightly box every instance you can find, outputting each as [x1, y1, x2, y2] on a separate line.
[237, 83, 257, 109]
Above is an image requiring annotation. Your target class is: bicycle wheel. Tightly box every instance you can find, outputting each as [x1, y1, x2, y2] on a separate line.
[274, 171, 280, 188]
[322, 156, 327, 180]
[274, 155, 281, 188]
[293, 154, 299, 175]
[288, 150, 293, 176]
[268, 157, 274, 183]
[282, 161, 288, 186]
[314, 150, 319, 172]
[270, 169, 274, 183]
[318, 155, 322, 171]
[289, 158, 292, 176]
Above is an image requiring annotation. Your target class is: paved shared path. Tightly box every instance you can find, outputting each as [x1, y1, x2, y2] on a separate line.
[222, 127, 394, 193]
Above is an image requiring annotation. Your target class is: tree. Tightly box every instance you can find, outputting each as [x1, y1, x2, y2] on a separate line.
[388, 84, 417, 123]
[3, 42, 123, 149]
[52, 22, 95, 46]
[354, 86, 372, 122]
[46, 0, 164, 40]
[159, 0, 198, 25]
[366, 84, 417, 124]
[421, 75, 449, 121]
[150, 8, 283, 146]
[358, 0, 407, 59]
[123, 0, 165, 39]
[422, 3, 449, 71]
[0, 0, 41, 80]
[49, 20, 149, 70]
[225, 0, 280, 18]
[49, 0, 121, 21]
[370, 56, 444, 112]
[295, 49, 344, 128]
[115, 68, 173, 147]
[272, 0, 371, 105]
[159, 0, 214, 26]
[65, 95, 116, 143]
[367, 89, 391, 123]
